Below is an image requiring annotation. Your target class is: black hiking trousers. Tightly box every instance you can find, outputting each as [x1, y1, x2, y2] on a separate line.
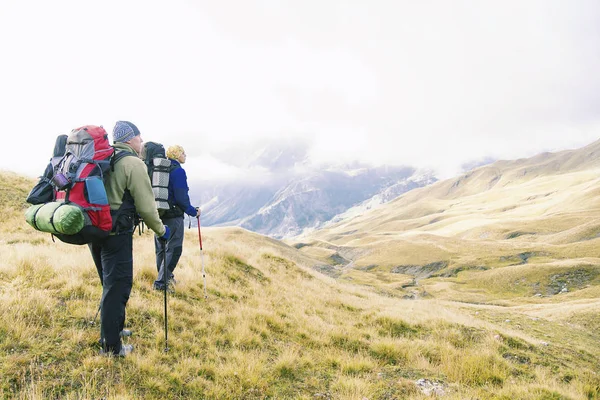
[88, 233, 133, 355]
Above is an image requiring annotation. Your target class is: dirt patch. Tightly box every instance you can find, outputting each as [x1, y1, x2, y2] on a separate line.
[433, 265, 489, 278]
[505, 231, 536, 239]
[312, 264, 342, 278]
[329, 253, 349, 265]
[357, 264, 378, 272]
[391, 261, 449, 279]
[546, 268, 599, 295]
[500, 252, 548, 265]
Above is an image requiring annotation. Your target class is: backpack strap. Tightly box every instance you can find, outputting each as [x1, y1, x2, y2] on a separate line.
[111, 149, 136, 171]
[110, 149, 140, 234]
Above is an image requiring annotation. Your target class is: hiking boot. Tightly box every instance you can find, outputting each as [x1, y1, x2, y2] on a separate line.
[118, 344, 134, 357]
[99, 330, 132, 345]
[100, 344, 134, 357]
[153, 282, 174, 293]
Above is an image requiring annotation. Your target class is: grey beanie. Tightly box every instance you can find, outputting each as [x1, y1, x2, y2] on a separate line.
[113, 121, 141, 143]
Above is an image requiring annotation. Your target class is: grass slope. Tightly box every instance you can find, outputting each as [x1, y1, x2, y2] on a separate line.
[1, 172, 600, 399]
[294, 142, 600, 301]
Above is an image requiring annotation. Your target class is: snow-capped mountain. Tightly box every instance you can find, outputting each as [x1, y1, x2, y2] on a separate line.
[189, 139, 437, 238]
[322, 170, 437, 229]
[236, 166, 436, 238]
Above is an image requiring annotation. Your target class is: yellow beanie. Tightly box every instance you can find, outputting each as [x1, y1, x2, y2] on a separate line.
[166, 145, 185, 160]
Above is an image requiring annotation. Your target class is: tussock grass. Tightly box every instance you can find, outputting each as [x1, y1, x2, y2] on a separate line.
[2, 169, 600, 398]
[3, 223, 598, 398]
[290, 153, 600, 398]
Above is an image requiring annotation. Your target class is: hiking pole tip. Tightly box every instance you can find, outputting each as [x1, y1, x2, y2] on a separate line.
[90, 304, 101, 325]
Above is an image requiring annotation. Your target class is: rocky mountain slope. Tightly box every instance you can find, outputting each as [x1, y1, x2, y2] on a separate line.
[193, 140, 436, 238]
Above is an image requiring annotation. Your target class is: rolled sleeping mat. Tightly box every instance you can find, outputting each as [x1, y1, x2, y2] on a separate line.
[152, 157, 171, 210]
[25, 202, 85, 235]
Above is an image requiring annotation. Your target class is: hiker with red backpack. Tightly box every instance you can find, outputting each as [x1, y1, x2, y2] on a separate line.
[25, 122, 170, 356]
[152, 145, 199, 292]
[89, 121, 170, 357]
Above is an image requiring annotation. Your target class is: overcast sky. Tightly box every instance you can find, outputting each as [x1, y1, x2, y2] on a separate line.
[1, 0, 599, 181]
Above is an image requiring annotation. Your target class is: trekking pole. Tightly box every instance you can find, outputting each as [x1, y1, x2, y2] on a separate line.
[197, 209, 208, 299]
[161, 237, 169, 352]
[90, 303, 101, 325]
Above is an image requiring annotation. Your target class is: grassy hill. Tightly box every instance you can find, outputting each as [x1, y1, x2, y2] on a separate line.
[1, 170, 600, 399]
[294, 140, 600, 296]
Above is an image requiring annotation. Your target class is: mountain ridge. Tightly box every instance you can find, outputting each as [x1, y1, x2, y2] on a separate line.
[193, 140, 438, 238]
[292, 137, 600, 287]
[316, 138, 600, 235]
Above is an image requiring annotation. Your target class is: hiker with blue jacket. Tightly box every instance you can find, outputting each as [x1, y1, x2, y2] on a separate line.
[153, 144, 198, 291]
[89, 121, 170, 357]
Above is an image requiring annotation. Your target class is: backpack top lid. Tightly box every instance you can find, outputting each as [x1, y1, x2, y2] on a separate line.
[67, 126, 113, 162]
[141, 141, 166, 162]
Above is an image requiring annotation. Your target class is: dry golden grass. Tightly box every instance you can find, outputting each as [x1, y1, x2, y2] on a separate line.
[291, 143, 600, 398]
[3, 158, 600, 400]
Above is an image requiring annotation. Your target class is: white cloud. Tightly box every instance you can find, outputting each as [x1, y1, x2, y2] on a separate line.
[184, 154, 271, 185]
[0, 0, 598, 179]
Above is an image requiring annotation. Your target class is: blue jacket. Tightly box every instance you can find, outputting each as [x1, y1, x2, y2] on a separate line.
[167, 160, 196, 217]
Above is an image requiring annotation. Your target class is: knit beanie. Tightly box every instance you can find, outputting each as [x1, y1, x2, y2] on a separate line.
[112, 121, 140, 143]
[166, 145, 185, 160]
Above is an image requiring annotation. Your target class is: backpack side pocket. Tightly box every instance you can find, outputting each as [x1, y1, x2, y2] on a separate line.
[85, 177, 109, 205]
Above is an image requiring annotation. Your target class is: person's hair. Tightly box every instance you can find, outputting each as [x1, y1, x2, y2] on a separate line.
[166, 145, 185, 160]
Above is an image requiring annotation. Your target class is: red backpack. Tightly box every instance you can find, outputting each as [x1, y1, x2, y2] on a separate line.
[53, 125, 115, 243]
[26, 125, 130, 245]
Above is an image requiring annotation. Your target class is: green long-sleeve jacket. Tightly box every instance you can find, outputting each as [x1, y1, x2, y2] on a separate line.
[106, 142, 166, 236]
